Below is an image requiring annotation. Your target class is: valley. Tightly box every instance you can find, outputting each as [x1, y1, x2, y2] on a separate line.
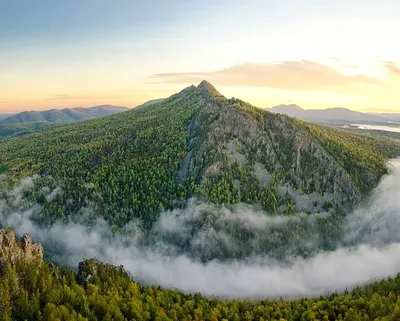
[2, 0, 400, 318]
[2, 159, 400, 319]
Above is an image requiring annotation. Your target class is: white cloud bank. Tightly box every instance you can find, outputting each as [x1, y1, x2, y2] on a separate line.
[1, 159, 400, 298]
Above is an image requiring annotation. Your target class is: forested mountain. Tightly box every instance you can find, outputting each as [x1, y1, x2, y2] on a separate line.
[134, 98, 165, 110]
[347, 128, 400, 141]
[1, 105, 129, 124]
[3, 228, 400, 320]
[0, 81, 399, 231]
[2, 83, 400, 319]
[0, 122, 57, 140]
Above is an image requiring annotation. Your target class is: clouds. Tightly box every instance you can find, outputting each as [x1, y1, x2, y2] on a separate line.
[45, 93, 134, 101]
[384, 61, 400, 78]
[147, 59, 400, 111]
[149, 60, 383, 93]
[1, 159, 400, 298]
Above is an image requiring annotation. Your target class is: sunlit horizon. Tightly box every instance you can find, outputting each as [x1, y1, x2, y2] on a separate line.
[1, 1, 399, 113]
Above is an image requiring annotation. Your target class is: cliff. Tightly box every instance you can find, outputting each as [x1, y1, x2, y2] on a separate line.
[0, 229, 43, 267]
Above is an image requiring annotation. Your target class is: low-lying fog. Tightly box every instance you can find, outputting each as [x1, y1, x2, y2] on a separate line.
[1, 159, 400, 299]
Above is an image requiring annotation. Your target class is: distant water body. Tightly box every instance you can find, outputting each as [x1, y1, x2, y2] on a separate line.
[348, 124, 400, 133]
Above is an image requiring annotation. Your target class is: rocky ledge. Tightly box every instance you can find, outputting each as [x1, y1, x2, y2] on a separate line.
[0, 229, 43, 267]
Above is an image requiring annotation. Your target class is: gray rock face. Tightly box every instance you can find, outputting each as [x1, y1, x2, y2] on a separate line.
[186, 96, 381, 213]
[0, 229, 43, 267]
[77, 260, 98, 284]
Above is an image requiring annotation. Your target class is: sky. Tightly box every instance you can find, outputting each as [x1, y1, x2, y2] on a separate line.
[0, 0, 399, 113]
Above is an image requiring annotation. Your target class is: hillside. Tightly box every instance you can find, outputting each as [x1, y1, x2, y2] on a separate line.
[0, 114, 14, 122]
[269, 104, 389, 124]
[2, 229, 400, 320]
[0, 122, 57, 140]
[0, 81, 398, 233]
[342, 127, 400, 141]
[134, 98, 165, 110]
[2, 105, 129, 124]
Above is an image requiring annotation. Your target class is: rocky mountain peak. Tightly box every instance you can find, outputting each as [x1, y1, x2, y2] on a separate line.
[197, 80, 222, 97]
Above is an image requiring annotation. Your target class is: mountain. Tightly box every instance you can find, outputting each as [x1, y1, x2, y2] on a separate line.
[0, 122, 57, 141]
[0, 114, 14, 121]
[1, 105, 129, 124]
[269, 104, 305, 117]
[3, 228, 400, 319]
[134, 98, 165, 110]
[269, 104, 389, 124]
[369, 112, 400, 122]
[0, 81, 398, 235]
[2, 82, 400, 315]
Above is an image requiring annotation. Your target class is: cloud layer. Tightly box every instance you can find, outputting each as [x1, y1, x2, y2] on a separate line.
[1, 159, 400, 298]
[149, 60, 384, 92]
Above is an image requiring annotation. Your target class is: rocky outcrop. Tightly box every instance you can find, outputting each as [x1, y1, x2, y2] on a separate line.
[77, 260, 98, 284]
[0, 229, 43, 267]
[186, 94, 381, 213]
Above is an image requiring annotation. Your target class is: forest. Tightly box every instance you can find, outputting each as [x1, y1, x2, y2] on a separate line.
[2, 245, 400, 321]
[1, 82, 400, 319]
[0, 81, 398, 230]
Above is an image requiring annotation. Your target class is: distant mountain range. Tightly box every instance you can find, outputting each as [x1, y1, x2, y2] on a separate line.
[0, 114, 14, 122]
[267, 104, 400, 124]
[1, 105, 129, 124]
[369, 113, 400, 122]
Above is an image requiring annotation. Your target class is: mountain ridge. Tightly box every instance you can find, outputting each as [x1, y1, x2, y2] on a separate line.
[2, 104, 129, 124]
[268, 104, 390, 123]
[0, 81, 398, 234]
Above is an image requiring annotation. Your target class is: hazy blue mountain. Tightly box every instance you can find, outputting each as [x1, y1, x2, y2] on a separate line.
[268, 105, 389, 124]
[2, 105, 129, 124]
[369, 113, 400, 122]
[0, 114, 14, 121]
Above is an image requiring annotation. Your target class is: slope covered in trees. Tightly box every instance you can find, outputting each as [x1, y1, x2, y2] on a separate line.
[0, 81, 399, 229]
[0, 122, 57, 140]
[2, 230, 400, 321]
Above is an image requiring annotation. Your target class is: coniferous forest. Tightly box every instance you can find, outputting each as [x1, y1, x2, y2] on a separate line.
[1, 82, 400, 320]
[2, 239, 400, 321]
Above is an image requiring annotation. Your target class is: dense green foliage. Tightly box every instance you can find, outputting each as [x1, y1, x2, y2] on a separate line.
[0, 87, 200, 228]
[1, 83, 400, 319]
[339, 127, 400, 142]
[191, 97, 400, 212]
[0, 82, 399, 229]
[301, 122, 399, 193]
[3, 256, 400, 320]
[0, 122, 57, 140]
